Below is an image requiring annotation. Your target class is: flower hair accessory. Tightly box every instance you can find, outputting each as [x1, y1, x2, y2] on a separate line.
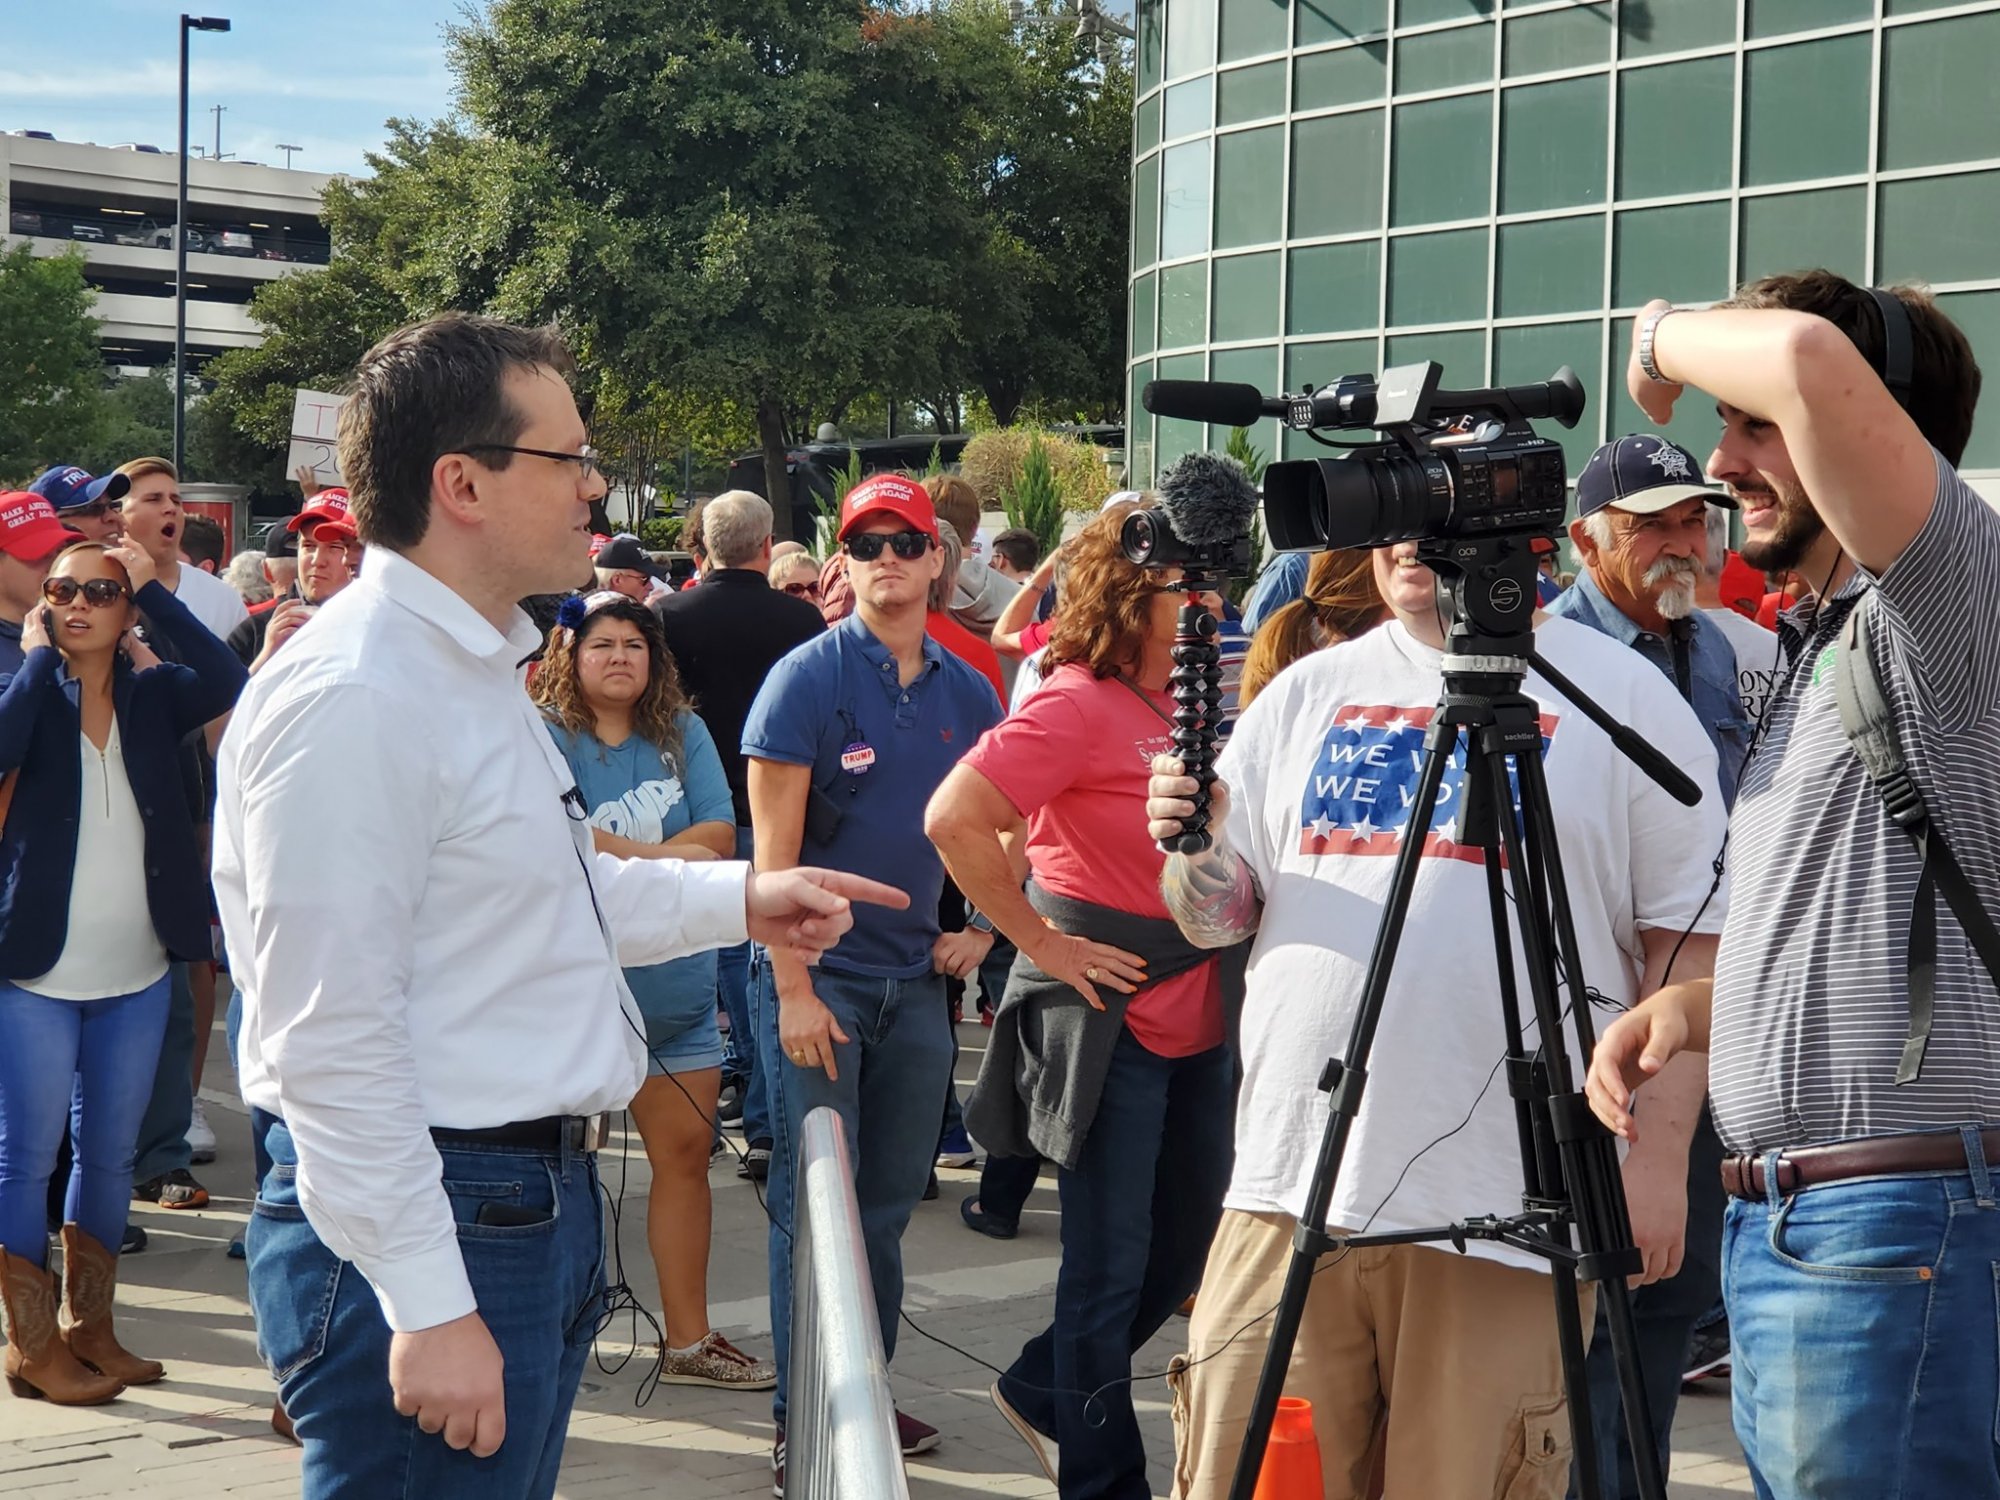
[556, 589, 628, 644]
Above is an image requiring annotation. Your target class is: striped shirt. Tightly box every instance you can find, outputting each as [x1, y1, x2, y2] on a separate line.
[1710, 451, 2000, 1154]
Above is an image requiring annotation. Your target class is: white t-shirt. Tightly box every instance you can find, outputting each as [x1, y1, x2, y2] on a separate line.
[171, 562, 250, 639]
[1702, 606, 1781, 725]
[1215, 616, 1728, 1271]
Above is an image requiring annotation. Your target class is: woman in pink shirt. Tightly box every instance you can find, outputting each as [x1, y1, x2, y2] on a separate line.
[927, 500, 1239, 1499]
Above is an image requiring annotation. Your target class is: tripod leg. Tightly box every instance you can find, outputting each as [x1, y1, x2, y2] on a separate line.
[1224, 720, 1462, 1500]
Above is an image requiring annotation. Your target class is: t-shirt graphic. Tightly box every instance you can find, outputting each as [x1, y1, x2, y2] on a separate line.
[1297, 704, 1558, 863]
[585, 775, 687, 843]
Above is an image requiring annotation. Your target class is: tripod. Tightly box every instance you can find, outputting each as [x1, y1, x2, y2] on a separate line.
[1224, 539, 1703, 1500]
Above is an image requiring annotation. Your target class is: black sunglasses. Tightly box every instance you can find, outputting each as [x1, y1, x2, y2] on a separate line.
[43, 577, 129, 608]
[844, 530, 932, 563]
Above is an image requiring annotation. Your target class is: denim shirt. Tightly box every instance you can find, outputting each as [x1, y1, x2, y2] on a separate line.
[1546, 566, 1751, 808]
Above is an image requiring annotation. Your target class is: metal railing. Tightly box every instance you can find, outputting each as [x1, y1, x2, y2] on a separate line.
[786, 1107, 910, 1500]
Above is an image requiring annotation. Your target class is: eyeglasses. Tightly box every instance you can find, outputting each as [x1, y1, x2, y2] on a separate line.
[43, 577, 129, 608]
[65, 501, 120, 521]
[783, 581, 821, 599]
[459, 444, 604, 484]
[844, 531, 932, 563]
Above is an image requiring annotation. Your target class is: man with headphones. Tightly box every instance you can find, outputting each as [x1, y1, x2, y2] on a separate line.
[1592, 272, 1998, 1499]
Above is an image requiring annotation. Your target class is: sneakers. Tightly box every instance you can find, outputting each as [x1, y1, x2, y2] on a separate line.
[132, 1168, 207, 1210]
[1683, 1318, 1731, 1383]
[990, 1381, 1058, 1483]
[738, 1143, 772, 1182]
[185, 1101, 217, 1165]
[936, 1124, 976, 1169]
[657, 1331, 777, 1391]
[718, 1082, 746, 1131]
[896, 1409, 940, 1456]
[772, 1422, 786, 1498]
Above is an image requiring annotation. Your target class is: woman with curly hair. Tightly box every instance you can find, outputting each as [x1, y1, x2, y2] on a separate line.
[926, 499, 1244, 1499]
[1237, 548, 1389, 708]
[529, 591, 776, 1391]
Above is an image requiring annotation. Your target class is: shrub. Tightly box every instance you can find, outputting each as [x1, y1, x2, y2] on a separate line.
[959, 427, 1114, 515]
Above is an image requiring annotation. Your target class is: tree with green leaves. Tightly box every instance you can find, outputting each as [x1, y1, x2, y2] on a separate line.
[0, 243, 105, 483]
[1003, 433, 1066, 559]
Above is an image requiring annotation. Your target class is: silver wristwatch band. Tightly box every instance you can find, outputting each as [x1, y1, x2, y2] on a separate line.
[1637, 305, 1676, 385]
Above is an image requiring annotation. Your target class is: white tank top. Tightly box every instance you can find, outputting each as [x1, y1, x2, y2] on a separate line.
[21, 725, 170, 1000]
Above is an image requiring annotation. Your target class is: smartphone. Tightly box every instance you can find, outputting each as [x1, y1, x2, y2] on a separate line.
[474, 1202, 551, 1228]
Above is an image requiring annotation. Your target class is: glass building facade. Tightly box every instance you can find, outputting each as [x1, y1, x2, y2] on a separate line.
[1125, 0, 2000, 492]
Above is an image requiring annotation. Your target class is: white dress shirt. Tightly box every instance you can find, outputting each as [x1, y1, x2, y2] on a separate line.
[213, 549, 749, 1334]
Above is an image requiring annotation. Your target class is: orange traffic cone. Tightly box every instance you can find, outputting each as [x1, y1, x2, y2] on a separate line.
[1253, 1395, 1324, 1499]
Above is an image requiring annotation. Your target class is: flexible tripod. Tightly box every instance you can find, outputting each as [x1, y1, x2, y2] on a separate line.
[1161, 569, 1225, 857]
[1224, 537, 1703, 1500]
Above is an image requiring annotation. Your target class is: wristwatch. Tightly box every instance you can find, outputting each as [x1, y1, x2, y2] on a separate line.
[1637, 305, 1677, 385]
[967, 908, 996, 935]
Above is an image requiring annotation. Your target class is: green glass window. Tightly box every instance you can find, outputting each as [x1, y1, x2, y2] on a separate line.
[1298, 0, 1390, 49]
[1131, 272, 1158, 358]
[1882, 13, 2000, 171]
[1610, 357, 1720, 463]
[1212, 344, 1282, 458]
[1136, 93, 1162, 154]
[1289, 239, 1382, 335]
[1166, 0, 1216, 81]
[1159, 261, 1209, 350]
[1137, 0, 1164, 96]
[1216, 126, 1285, 248]
[1156, 351, 1210, 469]
[1128, 358, 1156, 487]
[1283, 337, 1377, 460]
[1503, 9, 1612, 77]
[1388, 228, 1489, 327]
[1494, 319, 1602, 474]
[1160, 139, 1214, 261]
[1164, 79, 1214, 141]
[1292, 111, 1387, 238]
[1619, 0, 1734, 59]
[1294, 42, 1387, 111]
[1213, 252, 1282, 342]
[1133, 154, 1161, 271]
[1398, 0, 1492, 26]
[1746, 0, 1870, 39]
[1221, 0, 1290, 63]
[1391, 93, 1494, 226]
[1739, 187, 1866, 284]
[1936, 291, 2000, 469]
[1743, 36, 1871, 187]
[1395, 23, 1495, 95]
[1616, 57, 1734, 201]
[1386, 328, 1486, 386]
[1219, 60, 1287, 126]
[1888, 0, 1972, 11]
[1613, 200, 1732, 307]
[1496, 216, 1605, 318]
[1879, 170, 2000, 286]
[1500, 76, 1608, 214]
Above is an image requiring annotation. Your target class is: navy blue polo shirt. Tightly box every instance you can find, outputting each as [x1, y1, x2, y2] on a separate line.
[743, 612, 1003, 979]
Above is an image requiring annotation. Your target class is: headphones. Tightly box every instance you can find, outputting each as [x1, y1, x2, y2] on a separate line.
[1866, 286, 1916, 413]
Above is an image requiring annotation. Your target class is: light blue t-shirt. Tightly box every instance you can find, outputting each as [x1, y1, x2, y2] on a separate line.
[546, 711, 736, 1039]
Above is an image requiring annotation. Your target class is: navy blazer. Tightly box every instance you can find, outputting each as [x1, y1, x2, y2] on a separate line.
[0, 581, 247, 979]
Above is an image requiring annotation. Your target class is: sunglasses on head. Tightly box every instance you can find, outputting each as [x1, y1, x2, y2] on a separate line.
[42, 577, 128, 608]
[844, 530, 932, 563]
[783, 581, 821, 598]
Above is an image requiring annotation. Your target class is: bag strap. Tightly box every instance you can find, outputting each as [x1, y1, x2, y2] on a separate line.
[1835, 596, 2000, 1083]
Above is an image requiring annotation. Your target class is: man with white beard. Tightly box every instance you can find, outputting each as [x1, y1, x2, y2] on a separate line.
[1546, 432, 1743, 1500]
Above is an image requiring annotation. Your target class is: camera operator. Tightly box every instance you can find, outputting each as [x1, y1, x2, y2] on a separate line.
[1546, 435, 1747, 1499]
[1589, 272, 1999, 1500]
[1148, 543, 1727, 1500]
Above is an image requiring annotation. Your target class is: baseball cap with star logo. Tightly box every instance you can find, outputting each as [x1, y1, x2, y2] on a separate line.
[1574, 434, 1735, 519]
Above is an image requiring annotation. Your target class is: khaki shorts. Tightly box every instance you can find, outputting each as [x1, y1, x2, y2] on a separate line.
[1169, 1209, 1592, 1500]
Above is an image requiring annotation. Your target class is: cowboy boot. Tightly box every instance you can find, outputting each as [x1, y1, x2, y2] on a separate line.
[0, 1246, 123, 1404]
[58, 1226, 163, 1386]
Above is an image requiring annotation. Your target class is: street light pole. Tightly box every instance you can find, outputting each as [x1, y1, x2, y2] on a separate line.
[276, 142, 303, 170]
[175, 14, 230, 478]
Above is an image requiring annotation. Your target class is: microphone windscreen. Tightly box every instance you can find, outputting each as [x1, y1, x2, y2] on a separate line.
[1155, 452, 1261, 548]
[1142, 380, 1267, 428]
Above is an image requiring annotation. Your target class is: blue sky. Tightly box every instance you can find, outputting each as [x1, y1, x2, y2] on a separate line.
[2, 0, 464, 177]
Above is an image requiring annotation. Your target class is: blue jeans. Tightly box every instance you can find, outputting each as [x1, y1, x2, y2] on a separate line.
[942, 936, 1020, 1146]
[758, 955, 952, 1425]
[717, 827, 769, 1145]
[225, 986, 277, 1193]
[1724, 1133, 2000, 1500]
[1572, 1106, 1727, 1499]
[0, 975, 172, 1262]
[131, 961, 196, 1184]
[997, 1029, 1235, 1500]
[246, 1117, 606, 1500]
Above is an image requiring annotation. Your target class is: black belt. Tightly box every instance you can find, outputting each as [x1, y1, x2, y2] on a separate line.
[430, 1114, 608, 1155]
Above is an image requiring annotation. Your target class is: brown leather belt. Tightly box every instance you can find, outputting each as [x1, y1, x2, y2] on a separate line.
[1721, 1125, 2000, 1202]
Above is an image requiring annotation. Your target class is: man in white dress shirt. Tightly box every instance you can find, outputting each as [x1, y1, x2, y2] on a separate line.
[213, 313, 904, 1500]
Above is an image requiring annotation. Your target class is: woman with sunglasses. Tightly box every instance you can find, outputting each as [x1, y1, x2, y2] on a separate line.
[528, 591, 778, 1391]
[0, 539, 246, 1404]
[769, 550, 821, 602]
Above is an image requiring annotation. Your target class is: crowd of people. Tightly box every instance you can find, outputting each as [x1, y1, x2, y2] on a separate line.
[0, 264, 1994, 1500]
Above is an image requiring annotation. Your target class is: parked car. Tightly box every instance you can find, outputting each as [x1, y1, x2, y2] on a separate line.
[146, 223, 215, 254]
[112, 218, 162, 248]
[111, 143, 165, 154]
[68, 222, 107, 244]
[212, 227, 254, 255]
[10, 130, 55, 141]
[8, 209, 43, 236]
